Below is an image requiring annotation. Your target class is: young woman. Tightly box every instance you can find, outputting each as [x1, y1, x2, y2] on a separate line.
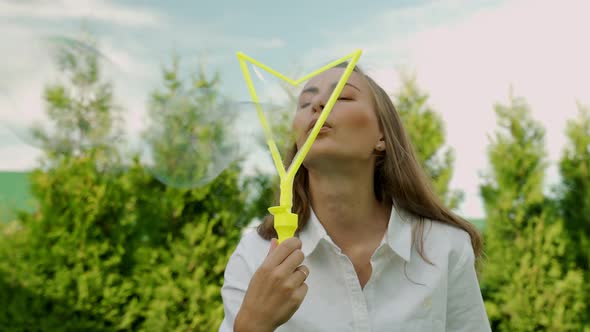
[219, 64, 491, 332]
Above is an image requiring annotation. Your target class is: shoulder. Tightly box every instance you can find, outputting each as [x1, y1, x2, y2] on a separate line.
[419, 218, 474, 269]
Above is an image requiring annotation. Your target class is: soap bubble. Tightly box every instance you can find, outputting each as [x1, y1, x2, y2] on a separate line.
[138, 88, 241, 189]
[232, 100, 298, 175]
[4, 34, 122, 157]
[136, 85, 301, 189]
[237, 58, 351, 176]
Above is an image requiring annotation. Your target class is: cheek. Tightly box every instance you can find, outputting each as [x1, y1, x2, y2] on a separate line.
[341, 107, 376, 131]
[335, 106, 381, 150]
[292, 113, 309, 147]
[292, 113, 306, 133]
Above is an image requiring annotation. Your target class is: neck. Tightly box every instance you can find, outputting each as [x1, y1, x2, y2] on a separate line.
[306, 161, 390, 252]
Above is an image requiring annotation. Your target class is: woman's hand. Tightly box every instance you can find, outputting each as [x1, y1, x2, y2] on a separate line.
[235, 237, 310, 332]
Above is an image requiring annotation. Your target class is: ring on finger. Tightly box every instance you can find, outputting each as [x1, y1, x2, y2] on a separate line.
[298, 267, 308, 279]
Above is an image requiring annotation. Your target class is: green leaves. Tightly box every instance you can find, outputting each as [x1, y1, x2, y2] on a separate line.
[0, 41, 269, 330]
[479, 92, 588, 331]
[394, 72, 464, 210]
[558, 103, 590, 271]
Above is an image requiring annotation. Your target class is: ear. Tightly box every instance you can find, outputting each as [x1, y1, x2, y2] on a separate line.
[375, 135, 386, 153]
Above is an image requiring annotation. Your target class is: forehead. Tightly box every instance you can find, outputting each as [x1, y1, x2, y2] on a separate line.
[302, 68, 366, 91]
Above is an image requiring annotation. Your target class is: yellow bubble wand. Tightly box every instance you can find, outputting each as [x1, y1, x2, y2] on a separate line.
[236, 49, 362, 244]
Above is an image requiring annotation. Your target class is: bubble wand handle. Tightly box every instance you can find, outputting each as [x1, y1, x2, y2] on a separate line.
[237, 50, 362, 244]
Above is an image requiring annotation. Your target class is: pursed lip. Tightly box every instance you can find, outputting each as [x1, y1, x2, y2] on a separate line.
[307, 119, 332, 133]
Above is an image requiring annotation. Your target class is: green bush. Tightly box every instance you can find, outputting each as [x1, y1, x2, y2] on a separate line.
[394, 72, 464, 209]
[0, 154, 263, 331]
[0, 34, 272, 330]
[479, 92, 587, 331]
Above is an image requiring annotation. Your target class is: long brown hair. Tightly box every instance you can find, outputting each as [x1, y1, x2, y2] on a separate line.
[256, 64, 484, 270]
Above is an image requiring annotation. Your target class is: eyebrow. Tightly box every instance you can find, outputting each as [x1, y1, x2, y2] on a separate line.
[300, 82, 360, 96]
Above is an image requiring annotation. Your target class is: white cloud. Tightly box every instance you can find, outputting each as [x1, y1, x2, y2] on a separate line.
[256, 37, 287, 50]
[0, 144, 41, 171]
[0, 74, 55, 170]
[0, 19, 159, 172]
[302, 0, 496, 72]
[0, 0, 164, 27]
[0, 9, 287, 172]
[300, 0, 589, 217]
[2, 0, 587, 219]
[404, 0, 590, 216]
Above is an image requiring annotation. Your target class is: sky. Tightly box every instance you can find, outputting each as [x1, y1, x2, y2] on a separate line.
[1, 0, 589, 218]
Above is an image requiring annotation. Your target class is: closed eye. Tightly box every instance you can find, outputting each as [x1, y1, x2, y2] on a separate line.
[299, 97, 352, 109]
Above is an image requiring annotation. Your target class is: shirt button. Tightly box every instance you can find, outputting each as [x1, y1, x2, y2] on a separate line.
[423, 297, 432, 309]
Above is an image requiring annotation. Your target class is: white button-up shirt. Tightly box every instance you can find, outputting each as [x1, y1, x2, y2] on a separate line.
[219, 205, 491, 332]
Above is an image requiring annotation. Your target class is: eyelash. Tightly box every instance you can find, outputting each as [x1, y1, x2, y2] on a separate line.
[299, 97, 352, 109]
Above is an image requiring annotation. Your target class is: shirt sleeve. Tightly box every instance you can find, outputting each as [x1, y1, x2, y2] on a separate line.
[218, 241, 254, 332]
[446, 239, 492, 332]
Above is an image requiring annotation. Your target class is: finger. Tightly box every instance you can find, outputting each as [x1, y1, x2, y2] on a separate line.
[267, 238, 278, 256]
[291, 282, 309, 306]
[276, 249, 305, 276]
[266, 237, 302, 267]
[286, 265, 309, 287]
[297, 265, 309, 280]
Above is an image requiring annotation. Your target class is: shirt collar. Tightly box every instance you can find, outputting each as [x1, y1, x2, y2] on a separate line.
[299, 207, 327, 257]
[384, 206, 413, 262]
[299, 201, 413, 262]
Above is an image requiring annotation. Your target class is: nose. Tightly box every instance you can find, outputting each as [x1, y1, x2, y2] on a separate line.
[311, 95, 325, 114]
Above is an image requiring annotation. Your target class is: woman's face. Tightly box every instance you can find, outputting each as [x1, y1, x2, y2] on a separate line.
[293, 68, 383, 166]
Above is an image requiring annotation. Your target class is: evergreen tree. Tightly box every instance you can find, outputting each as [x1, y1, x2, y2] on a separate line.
[143, 56, 236, 190]
[556, 102, 590, 328]
[479, 91, 586, 331]
[31, 33, 123, 170]
[0, 42, 267, 331]
[557, 102, 590, 271]
[394, 72, 463, 209]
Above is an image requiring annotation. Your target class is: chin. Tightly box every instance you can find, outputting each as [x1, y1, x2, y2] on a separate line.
[302, 146, 347, 165]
